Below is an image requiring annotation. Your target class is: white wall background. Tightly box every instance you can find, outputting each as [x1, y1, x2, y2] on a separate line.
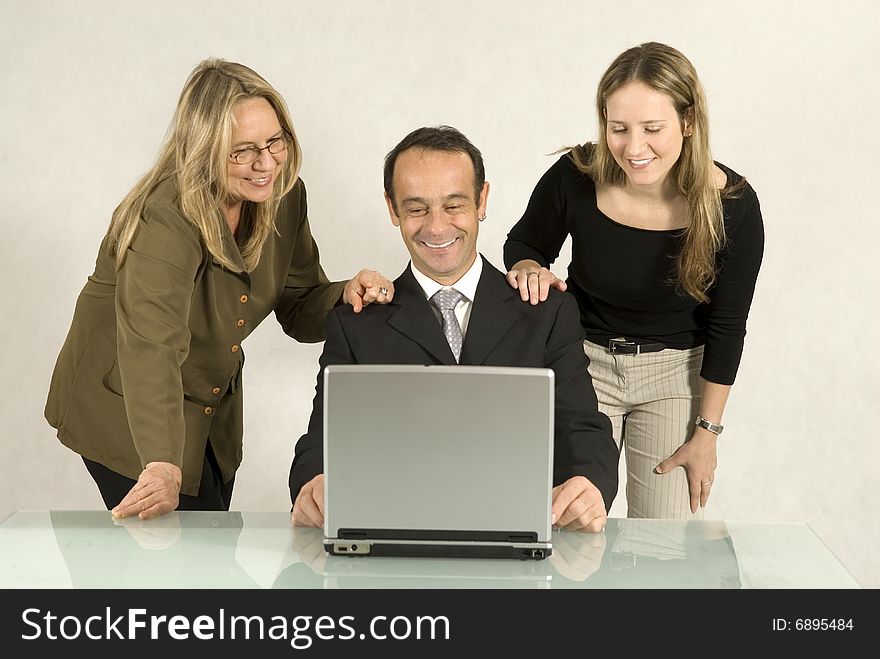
[1, 0, 877, 587]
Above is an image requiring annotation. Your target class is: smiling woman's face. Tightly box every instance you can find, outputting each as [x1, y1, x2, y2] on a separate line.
[226, 97, 287, 205]
[605, 81, 688, 191]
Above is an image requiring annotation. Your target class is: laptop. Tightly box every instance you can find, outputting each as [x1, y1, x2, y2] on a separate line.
[322, 364, 554, 560]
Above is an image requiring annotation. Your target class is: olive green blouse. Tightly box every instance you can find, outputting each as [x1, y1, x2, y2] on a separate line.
[45, 176, 345, 495]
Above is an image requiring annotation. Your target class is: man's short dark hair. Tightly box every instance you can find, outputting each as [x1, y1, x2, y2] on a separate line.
[383, 125, 485, 212]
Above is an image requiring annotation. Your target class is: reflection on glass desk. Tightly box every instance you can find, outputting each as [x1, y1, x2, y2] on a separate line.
[0, 511, 859, 589]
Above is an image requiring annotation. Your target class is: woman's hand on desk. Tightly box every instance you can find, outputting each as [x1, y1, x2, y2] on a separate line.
[111, 461, 181, 520]
[292, 474, 325, 527]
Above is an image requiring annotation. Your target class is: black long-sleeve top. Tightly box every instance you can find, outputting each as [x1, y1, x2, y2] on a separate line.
[504, 154, 764, 385]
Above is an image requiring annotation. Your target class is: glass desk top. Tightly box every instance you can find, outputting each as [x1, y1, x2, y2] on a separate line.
[0, 511, 859, 589]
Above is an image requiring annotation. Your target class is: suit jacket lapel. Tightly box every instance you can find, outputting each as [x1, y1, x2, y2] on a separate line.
[214, 209, 247, 273]
[460, 257, 523, 365]
[386, 266, 458, 364]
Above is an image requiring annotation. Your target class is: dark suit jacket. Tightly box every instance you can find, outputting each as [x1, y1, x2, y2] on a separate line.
[289, 257, 619, 510]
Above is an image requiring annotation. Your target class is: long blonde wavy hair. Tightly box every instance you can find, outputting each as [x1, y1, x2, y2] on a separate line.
[106, 58, 302, 272]
[569, 42, 744, 303]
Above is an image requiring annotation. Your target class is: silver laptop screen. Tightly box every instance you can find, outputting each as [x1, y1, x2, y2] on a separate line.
[323, 365, 554, 542]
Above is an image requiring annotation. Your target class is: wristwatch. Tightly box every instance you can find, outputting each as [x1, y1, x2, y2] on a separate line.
[695, 415, 724, 435]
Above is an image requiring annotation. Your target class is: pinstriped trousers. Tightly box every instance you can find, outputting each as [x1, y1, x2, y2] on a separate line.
[584, 341, 705, 519]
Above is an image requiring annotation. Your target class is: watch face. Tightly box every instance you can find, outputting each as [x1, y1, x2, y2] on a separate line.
[696, 417, 722, 434]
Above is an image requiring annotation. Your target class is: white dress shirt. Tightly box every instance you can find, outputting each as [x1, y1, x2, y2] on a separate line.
[410, 255, 483, 339]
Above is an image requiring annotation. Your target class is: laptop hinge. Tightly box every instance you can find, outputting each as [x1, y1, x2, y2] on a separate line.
[338, 529, 539, 543]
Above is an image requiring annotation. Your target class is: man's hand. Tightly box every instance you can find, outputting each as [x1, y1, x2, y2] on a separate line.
[111, 461, 182, 521]
[291, 474, 325, 527]
[342, 269, 394, 312]
[551, 475, 606, 533]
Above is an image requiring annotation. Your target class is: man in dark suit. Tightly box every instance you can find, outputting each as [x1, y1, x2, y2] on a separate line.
[289, 126, 618, 532]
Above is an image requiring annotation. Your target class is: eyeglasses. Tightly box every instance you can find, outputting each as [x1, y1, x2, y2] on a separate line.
[229, 133, 289, 165]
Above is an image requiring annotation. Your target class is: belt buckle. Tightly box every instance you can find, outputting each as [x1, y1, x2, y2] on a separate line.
[608, 337, 637, 354]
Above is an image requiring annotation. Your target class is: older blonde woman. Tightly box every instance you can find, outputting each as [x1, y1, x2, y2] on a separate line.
[504, 42, 764, 519]
[46, 59, 393, 520]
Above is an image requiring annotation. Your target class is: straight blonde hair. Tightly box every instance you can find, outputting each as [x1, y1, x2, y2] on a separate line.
[570, 42, 744, 303]
[106, 58, 302, 272]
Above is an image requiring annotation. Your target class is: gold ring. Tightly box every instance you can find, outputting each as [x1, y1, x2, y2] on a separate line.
[527, 272, 539, 277]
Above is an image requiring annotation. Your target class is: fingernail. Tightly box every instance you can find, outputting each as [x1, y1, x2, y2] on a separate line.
[551, 513, 557, 524]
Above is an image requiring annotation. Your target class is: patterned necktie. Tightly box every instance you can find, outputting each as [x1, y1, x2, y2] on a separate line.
[430, 288, 464, 362]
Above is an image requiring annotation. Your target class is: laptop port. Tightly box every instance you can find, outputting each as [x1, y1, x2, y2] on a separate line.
[332, 542, 371, 555]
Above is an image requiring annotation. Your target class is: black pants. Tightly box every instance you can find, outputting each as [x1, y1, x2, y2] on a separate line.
[83, 442, 235, 511]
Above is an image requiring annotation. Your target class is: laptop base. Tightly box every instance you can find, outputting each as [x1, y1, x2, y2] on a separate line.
[325, 539, 552, 560]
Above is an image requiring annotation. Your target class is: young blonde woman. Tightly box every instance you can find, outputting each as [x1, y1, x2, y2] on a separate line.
[504, 42, 764, 519]
[46, 59, 393, 520]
